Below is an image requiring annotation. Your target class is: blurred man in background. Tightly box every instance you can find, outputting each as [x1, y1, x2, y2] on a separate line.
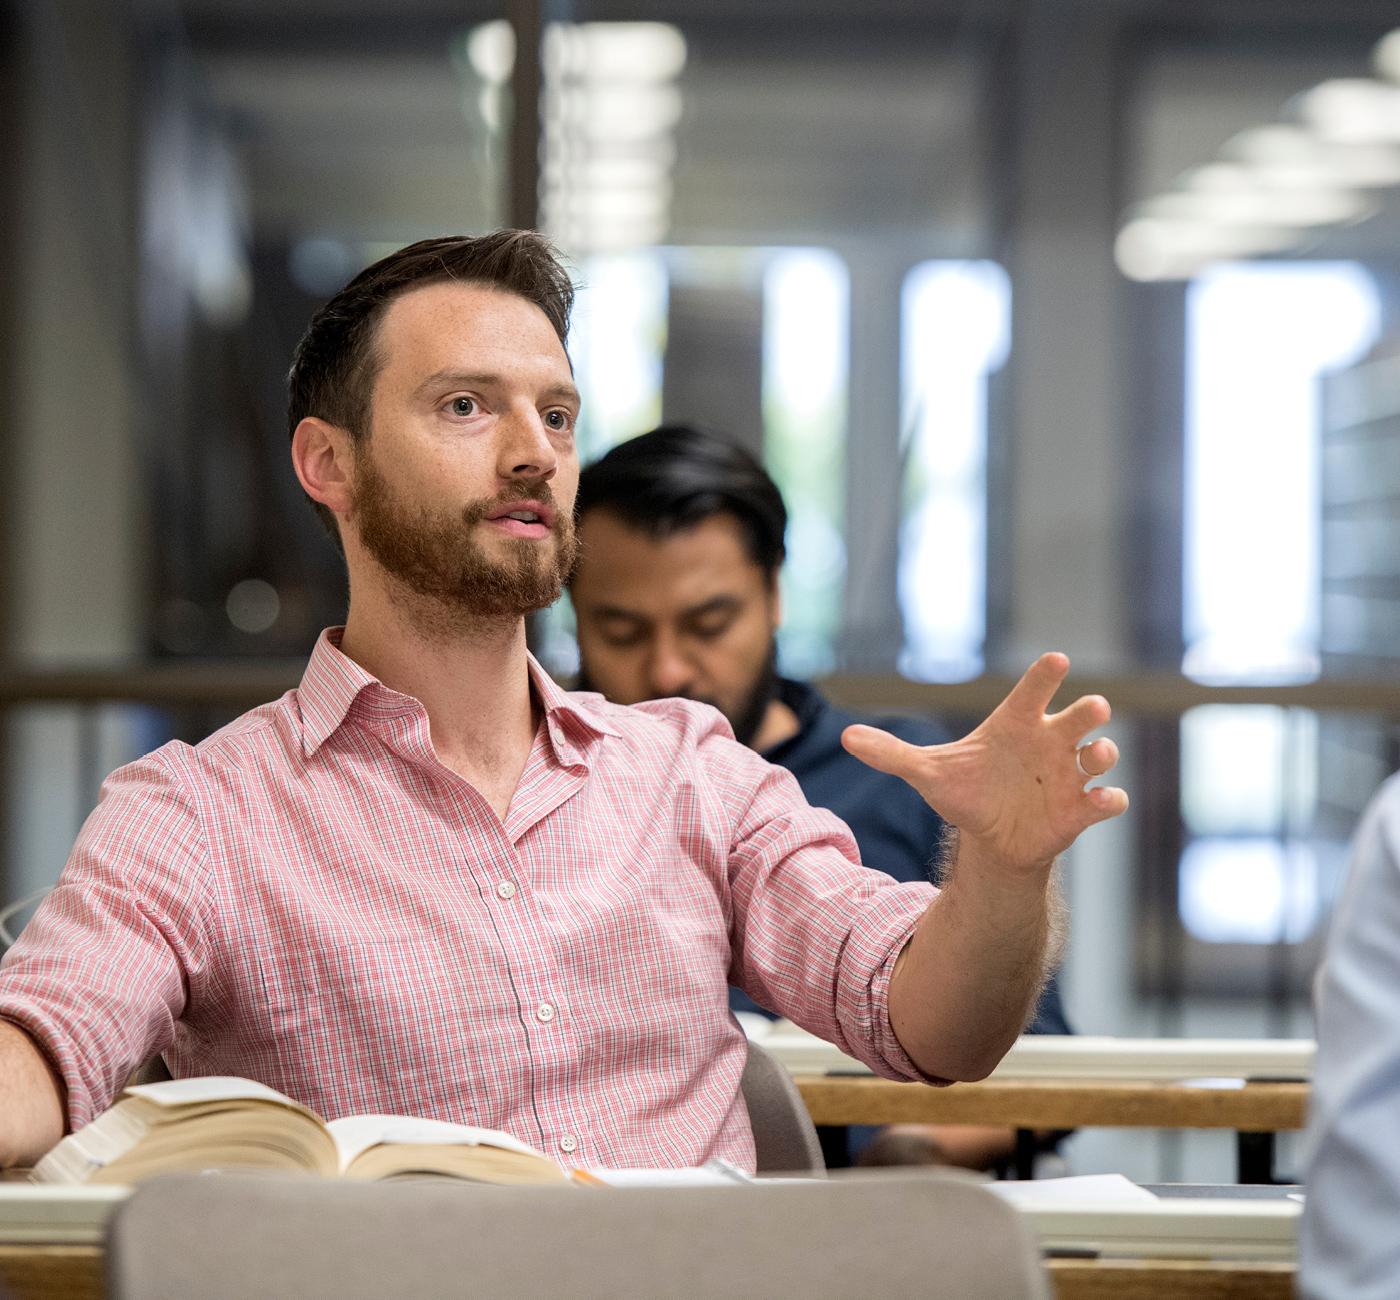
[570, 424, 1073, 1171]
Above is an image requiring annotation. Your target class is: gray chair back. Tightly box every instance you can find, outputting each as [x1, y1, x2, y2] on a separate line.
[107, 1170, 1052, 1299]
[741, 1038, 826, 1174]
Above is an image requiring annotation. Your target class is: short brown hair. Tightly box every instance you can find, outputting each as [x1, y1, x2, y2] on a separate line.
[286, 230, 576, 543]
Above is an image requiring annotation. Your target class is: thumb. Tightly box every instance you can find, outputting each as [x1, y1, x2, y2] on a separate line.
[840, 724, 926, 780]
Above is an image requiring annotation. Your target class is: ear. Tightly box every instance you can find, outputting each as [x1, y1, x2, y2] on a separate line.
[765, 568, 783, 630]
[291, 417, 357, 518]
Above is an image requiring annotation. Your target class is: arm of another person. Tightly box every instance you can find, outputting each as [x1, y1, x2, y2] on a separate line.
[842, 653, 1124, 1081]
[0, 1020, 65, 1165]
[1300, 776, 1400, 1300]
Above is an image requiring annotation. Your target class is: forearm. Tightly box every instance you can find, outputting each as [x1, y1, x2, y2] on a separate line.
[888, 836, 1064, 1081]
[0, 1020, 66, 1166]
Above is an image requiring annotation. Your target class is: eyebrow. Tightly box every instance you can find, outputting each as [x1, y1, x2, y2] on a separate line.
[413, 370, 581, 405]
[591, 596, 741, 622]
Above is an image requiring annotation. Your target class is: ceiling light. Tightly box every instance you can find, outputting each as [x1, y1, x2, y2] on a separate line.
[1140, 188, 1371, 229]
[546, 23, 686, 82]
[1299, 78, 1400, 144]
[1115, 218, 1303, 282]
[467, 20, 515, 85]
[1223, 125, 1400, 188]
[545, 184, 673, 222]
[1176, 158, 1375, 225]
[542, 155, 671, 190]
[548, 84, 684, 138]
[1374, 29, 1400, 82]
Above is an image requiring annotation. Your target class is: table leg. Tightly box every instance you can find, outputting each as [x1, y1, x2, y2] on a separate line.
[817, 1124, 850, 1169]
[1236, 1130, 1276, 1184]
[1013, 1127, 1037, 1180]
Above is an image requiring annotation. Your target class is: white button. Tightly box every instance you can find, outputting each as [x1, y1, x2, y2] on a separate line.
[535, 1002, 556, 1023]
[496, 880, 517, 900]
[558, 1134, 577, 1154]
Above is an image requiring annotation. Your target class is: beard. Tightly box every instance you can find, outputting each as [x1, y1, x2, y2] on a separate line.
[577, 640, 780, 749]
[726, 641, 781, 748]
[351, 448, 579, 621]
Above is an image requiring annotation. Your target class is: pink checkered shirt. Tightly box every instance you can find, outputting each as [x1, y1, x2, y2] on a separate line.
[0, 629, 938, 1169]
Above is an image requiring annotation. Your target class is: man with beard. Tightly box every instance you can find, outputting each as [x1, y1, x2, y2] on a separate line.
[569, 425, 1073, 1171]
[0, 233, 1125, 1174]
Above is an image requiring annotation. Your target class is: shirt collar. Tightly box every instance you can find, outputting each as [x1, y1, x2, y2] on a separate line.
[297, 627, 620, 758]
[527, 649, 622, 766]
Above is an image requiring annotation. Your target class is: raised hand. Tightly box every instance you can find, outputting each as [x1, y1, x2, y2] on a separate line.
[840, 653, 1127, 882]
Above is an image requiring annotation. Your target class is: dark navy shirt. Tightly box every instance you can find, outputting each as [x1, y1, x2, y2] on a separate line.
[733, 678, 1072, 1037]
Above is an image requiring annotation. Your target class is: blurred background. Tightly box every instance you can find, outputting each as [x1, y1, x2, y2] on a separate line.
[7, 0, 1400, 1181]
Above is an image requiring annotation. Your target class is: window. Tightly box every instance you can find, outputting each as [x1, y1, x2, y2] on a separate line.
[1184, 263, 1382, 684]
[763, 249, 849, 677]
[1180, 262, 1381, 944]
[571, 250, 669, 463]
[539, 244, 851, 678]
[898, 260, 1008, 682]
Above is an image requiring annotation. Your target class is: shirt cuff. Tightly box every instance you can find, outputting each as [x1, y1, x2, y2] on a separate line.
[0, 1000, 96, 1133]
[837, 882, 952, 1086]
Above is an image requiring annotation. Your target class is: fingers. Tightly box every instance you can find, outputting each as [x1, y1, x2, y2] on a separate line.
[1054, 692, 1111, 739]
[1085, 784, 1130, 820]
[1000, 652, 1070, 719]
[1074, 736, 1119, 781]
[840, 724, 927, 779]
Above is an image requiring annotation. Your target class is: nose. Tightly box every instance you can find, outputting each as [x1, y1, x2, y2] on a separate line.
[645, 633, 695, 699]
[497, 406, 559, 483]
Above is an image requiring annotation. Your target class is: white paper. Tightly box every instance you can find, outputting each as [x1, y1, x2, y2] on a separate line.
[581, 1166, 750, 1188]
[989, 1173, 1160, 1208]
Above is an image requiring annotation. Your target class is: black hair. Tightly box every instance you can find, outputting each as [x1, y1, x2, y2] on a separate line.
[574, 425, 787, 573]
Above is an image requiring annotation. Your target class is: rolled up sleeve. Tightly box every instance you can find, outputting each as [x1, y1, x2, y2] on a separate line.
[703, 721, 942, 1083]
[0, 754, 208, 1129]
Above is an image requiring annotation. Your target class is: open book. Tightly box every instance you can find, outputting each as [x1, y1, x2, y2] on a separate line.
[32, 1077, 569, 1187]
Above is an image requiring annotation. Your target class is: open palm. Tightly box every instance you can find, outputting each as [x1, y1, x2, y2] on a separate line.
[841, 653, 1128, 879]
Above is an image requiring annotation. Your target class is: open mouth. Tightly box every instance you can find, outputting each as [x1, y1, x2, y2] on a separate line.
[485, 503, 554, 539]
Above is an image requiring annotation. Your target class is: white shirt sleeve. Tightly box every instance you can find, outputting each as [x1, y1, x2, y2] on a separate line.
[1301, 773, 1400, 1299]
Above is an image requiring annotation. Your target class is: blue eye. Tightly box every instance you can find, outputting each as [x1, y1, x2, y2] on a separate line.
[450, 397, 475, 417]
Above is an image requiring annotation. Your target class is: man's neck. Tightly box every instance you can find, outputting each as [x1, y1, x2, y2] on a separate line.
[751, 695, 800, 754]
[337, 578, 538, 815]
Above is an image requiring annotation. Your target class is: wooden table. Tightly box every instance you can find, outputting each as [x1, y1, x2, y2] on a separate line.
[795, 1076, 1309, 1182]
[0, 1245, 103, 1300]
[0, 1245, 1295, 1300]
[1047, 1258, 1294, 1299]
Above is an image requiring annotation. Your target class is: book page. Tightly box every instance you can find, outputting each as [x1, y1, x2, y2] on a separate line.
[326, 1115, 548, 1169]
[35, 1077, 336, 1184]
[124, 1077, 302, 1109]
